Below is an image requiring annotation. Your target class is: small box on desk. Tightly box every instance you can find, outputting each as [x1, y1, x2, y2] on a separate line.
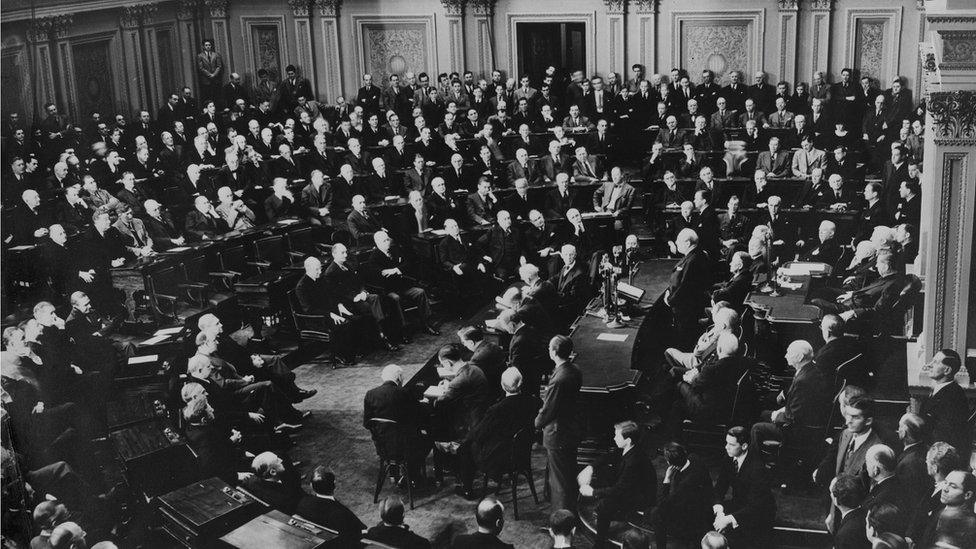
[219, 510, 340, 548]
[156, 477, 263, 548]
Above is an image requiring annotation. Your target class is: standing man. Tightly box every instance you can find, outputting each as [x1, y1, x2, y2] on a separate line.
[535, 335, 582, 513]
[665, 228, 713, 348]
[196, 39, 224, 105]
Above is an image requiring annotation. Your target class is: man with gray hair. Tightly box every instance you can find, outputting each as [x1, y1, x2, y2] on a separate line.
[456, 366, 541, 499]
[750, 339, 833, 450]
[363, 363, 430, 483]
[365, 230, 438, 338]
[863, 444, 905, 511]
[670, 331, 748, 426]
[665, 228, 713, 344]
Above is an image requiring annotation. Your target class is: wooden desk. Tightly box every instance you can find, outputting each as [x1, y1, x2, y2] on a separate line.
[219, 510, 339, 549]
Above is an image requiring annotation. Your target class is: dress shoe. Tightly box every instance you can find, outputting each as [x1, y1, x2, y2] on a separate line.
[424, 324, 440, 336]
[299, 388, 317, 400]
[335, 355, 356, 366]
[274, 422, 302, 433]
[381, 337, 400, 352]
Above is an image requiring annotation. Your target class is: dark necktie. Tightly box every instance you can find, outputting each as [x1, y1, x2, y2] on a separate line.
[840, 436, 857, 471]
[732, 458, 740, 474]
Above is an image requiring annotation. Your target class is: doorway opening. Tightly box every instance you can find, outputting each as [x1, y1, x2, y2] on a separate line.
[515, 22, 586, 82]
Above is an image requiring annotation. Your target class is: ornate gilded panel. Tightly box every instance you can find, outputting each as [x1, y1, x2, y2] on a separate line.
[680, 21, 750, 81]
[250, 24, 283, 78]
[854, 19, 886, 80]
[361, 23, 429, 82]
[72, 40, 115, 119]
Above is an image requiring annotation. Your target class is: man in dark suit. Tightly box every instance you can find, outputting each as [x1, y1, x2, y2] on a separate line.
[499, 305, 551, 397]
[862, 444, 908, 515]
[365, 231, 439, 338]
[325, 243, 399, 351]
[829, 473, 870, 548]
[143, 199, 185, 250]
[196, 40, 224, 104]
[751, 340, 835, 449]
[544, 173, 575, 219]
[815, 397, 886, 489]
[263, 177, 296, 221]
[457, 367, 541, 498]
[539, 140, 569, 183]
[363, 364, 429, 481]
[278, 65, 313, 114]
[895, 413, 932, 521]
[426, 177, 459, 229]
[467, 178, 499, 226]
[347, 194, 385, 245]
[797, 220, 842, 266]
[919, 349, 972, 456]
[365, 496, 430, 549]
[815, 250, 906, 326]
[295, 466, 366, 545]
[535, 335, 582, 513]
[712, 426, 775, 548]
[665, 228, 714, 345]
[355, 73, 383, 116]
[672, 332, 750, 427]
[434, 344, 491, 441]
[549, 243, 590, 320]
[652, 442, 714, 549]
[692, 189, 721, 259]
[505, 148, 540, 187]
[403, 154, 434, 195]
[712, 252, 754, 311]
[5, 189, 51, 245]
[579, 420, 656, 548]
[449, 497, 515, 549]
[458, 326, 507, 396]
[294, 257, 363, 365]
[240, 452, 303, 514]
[894, 180, 921, 228]
[478, 210, 524, 280]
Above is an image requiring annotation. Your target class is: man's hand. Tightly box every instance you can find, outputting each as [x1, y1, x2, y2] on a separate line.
[453, 265, 463, 276]
[579, 485, 594, 497]
[338, 304, 353, 316]
[836, 291, 852, 302]
[318, 207, 329, 217]
[173, 236, 186, 245]
[250, 355, 264, 368]
[682, 369, 699, 384]
[78, 271, 95, 283]
[540, 248, 552, 257]
[71, 365, 83, 375]
[668, 241, 677, 255]
[663, 289, 671, 306]
[330, 312, 346, 324]
[248, 412, 265, 424]
[839, 310, 855, 321]
[33, 228, 49, 237]
[229, 429, 242, 444]
[242, 375, 255, 384]
[381, 268, 399, 277]
[237, 472, 254, 481]
[483, 256, 492, 263]
[714, 514, 735, 532]
[32, 402, 44, 414]
[354, 291, 367, 302]
[111, 258, 125, 267]
[477, 263, 486, 273]
[771, 407, 786, 423]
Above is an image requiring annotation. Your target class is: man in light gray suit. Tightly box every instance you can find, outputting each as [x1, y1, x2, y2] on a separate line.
[196, 39, 224, 105]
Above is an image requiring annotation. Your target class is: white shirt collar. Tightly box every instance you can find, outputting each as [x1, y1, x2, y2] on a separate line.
[932, 380, 955, 395]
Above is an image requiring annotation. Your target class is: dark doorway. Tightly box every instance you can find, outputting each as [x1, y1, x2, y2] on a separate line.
[515, 22, 585, 81]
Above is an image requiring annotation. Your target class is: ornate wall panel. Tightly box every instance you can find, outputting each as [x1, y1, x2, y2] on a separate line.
[353, 16, 436, 82]
[938, 30, 976, 71]
[241, 16, 287, 79]
[670, 10, 764, 82]
[1, 46, 29, 118]
[155, 27, 177, 94]
[71, 39, 116, 119]
[845, 7, 902, 84]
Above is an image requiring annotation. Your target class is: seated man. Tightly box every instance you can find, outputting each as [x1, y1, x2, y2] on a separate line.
[458, 325, 508, 399]
[592, 167, 636, 232]
[184, 195, 229, 241]
[182, 394, 252, 484]
[64, 291, 126, 366]
[578, 420, 656, 548]
[651, 442, 715, 549]
[796, 219, 842, 266]
[478, 210, 525, 281]
[240, 452, 303, 513]
[347, 194, 385, 245]
[664, 306, 740, 376]
[363, 364, 430, 483]
[712, 426, 775, 548]
[263, 177, 296, 221]
[325, 244, 399, 351]
[813, 250, 906, 325]
[432, 344, 490, 442]
[456, 367, 541, 499]
[750, 340, 834, 448]
[365, 231, 439, 339]
[711, 252, 753, 311]
[294, 466, 366, 544]
[919, 349, 972, 455]
[197, 313, 315, 402]
[365, 497, 431, 549]
[449, 497, 514, 549]
[672, 332, 749, 424]
[439, 218, 489, 298]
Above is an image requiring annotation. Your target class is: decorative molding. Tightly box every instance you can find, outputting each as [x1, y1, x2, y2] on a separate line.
[508, 13, 596, 76]
[844, 7, 903, 84]
[5, 0, 157, 22]
[50, 15, 74, 39]
[294, 17, 315, 84]
[929, 91, 976, 140]
[120, 4, 156, 28]
[470, 0, 495, 17]
[441, 0, 465, 17]
[778, 0, 798, 10]
[176, 0, 198, 21]
[670, 10, 765, 82]
[288, 0, 312, 18]
[352, 16, 437, 84]
[937, 30, 976, 70]
[27, 18, 56, 44]
[809, 0, 832, 10]
[915, 0, 925, 10]
[240, 16, 289, 80]
[633, 0, 658, 15]
[926, 16, 976, 24]
[316, 0, 341, 18]
[320, 17, 342, 101]
[204, 0, 229, 19]
[604, 0, 627, 15]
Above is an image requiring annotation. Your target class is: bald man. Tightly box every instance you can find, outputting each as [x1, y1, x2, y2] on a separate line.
[325, 243, 400, 351]
[664, 228, 713, 344]
[365, 231, 439, 338]
[293, 256, 363, 365]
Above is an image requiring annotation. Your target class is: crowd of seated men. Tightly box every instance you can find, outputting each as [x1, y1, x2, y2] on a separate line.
[0, 51, 957, 548]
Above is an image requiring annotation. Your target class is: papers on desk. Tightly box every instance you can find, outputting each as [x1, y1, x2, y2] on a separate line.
[780, 262, 830, 276]
[128, 354, 158, 365]
[140, 334, 171, 346]
[154, 327, 183, 336]
[167, 246, 191, 252]
[7, 245, 35, 251]
[581, 212, 612, 219]
[437, 367, 456, 379]
[430, 229, 448, 236]
[276, 219, 299, 225]
[597, 333, 629, 342]
[423, 385, 446, 399]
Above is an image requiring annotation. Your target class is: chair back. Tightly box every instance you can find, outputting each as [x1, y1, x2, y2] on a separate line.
[729, 369, 757, 425]
[217, 244, 247, 273]
[510, 428, 534, 469]
[253, 235, 288, 268]
[181, 251, 210, 284]
[367, 418, 405, 461]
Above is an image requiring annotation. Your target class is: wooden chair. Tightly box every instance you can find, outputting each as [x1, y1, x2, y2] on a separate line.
[481, 428, 540, 520]
[366, 418, 414, 509]
[681, 370, 758, 453]
[285, 289, 338, 368]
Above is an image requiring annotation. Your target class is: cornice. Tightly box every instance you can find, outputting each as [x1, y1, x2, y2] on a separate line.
[3, 0, 157, 22]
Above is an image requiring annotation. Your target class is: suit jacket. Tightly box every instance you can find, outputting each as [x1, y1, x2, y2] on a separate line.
[543, 189, 574, 218]
[294, 495, 366, 543]
[449, 532, 514, 549]
[657, 457, 714, 537]
[438, 234, 479, 272]
[813, 336, 861, 381]
[365, 248, 416, 292]
[593, 444, 657, 512]
[479, 226, 523, 270]
[539, 154, 569, 182]
[711, 271, 753, 310]
[365, 524, 430, 549]
[893, 195, 921, 227]
[710, 110, 738, 130]
[113, 218, 152, 252]
[505, 159, 540, 186]
[571, 157, 603, 183]
[834, 507, 870, 549]
[240, 469, 302, 514]
[466, 393, 541, 475]
[183, 209, 227, 241]
[467, 340, 507, 395]
[896, 443, 932, 523]
[920, 382, 972, 455]
[791, 148, 826, 178]
[713, 452, 775, 538]
[403, 167, 434, 195]
[143, 214, 182, 249]
[196, 51, 224, 85]
[592, 181, 635, 212]
[798, 237, 842, 267]
[534, 361, 582, 450]
[466, 192, 498, 225]
[263, 194, 294, 221]
[848, 272, 905, 320]
[363, 380, 418, 429]
[756, 150, 791, 178]
[437, 363, 490, 438]
[767, 110, 795, 129]
[655, 127, 687, 148]
[781, 364, 834, 427]
[693, 206, 721, 257]
[509, 324, 551, 395]
[347, 209, 383, 243]
[816, 428, 883, 485]
[667, 247, 713, 323]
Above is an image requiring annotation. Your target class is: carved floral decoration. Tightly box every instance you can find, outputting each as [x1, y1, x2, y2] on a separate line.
[928, 91, 976, 140]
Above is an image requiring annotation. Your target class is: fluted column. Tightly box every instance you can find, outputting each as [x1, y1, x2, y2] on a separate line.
[316, 0, 342, 103]
[633, 0, 658, 73]
[808, 0, 832, 78]
[27, 18, 58, 116]
[204, 0, 230, 69]
[290, 0, 317, 97]
[442, 0, 466, 74]
[120, 6, 149, 110]
[139, 4, 162, 109]
[604, 0, 627, 78]
[176, 0, 200, 91]
[470, 0, 495, 78]
[777, 0, 799, 85]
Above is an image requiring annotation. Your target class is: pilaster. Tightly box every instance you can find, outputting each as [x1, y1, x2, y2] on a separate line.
[777, 0, 799, 85]
[442, 0, 466, 74]
[176, 0, 200, 92]
[808, 0, 833, 79]
[604, 0, 627, 79]
[290, 0, 316, 96]
[27, 18, 56, 115]
[470, 0, 496, 78]
[633, 0, 658, 73]
[120, 5, 149, 110]
[316, 0, 343, 102]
